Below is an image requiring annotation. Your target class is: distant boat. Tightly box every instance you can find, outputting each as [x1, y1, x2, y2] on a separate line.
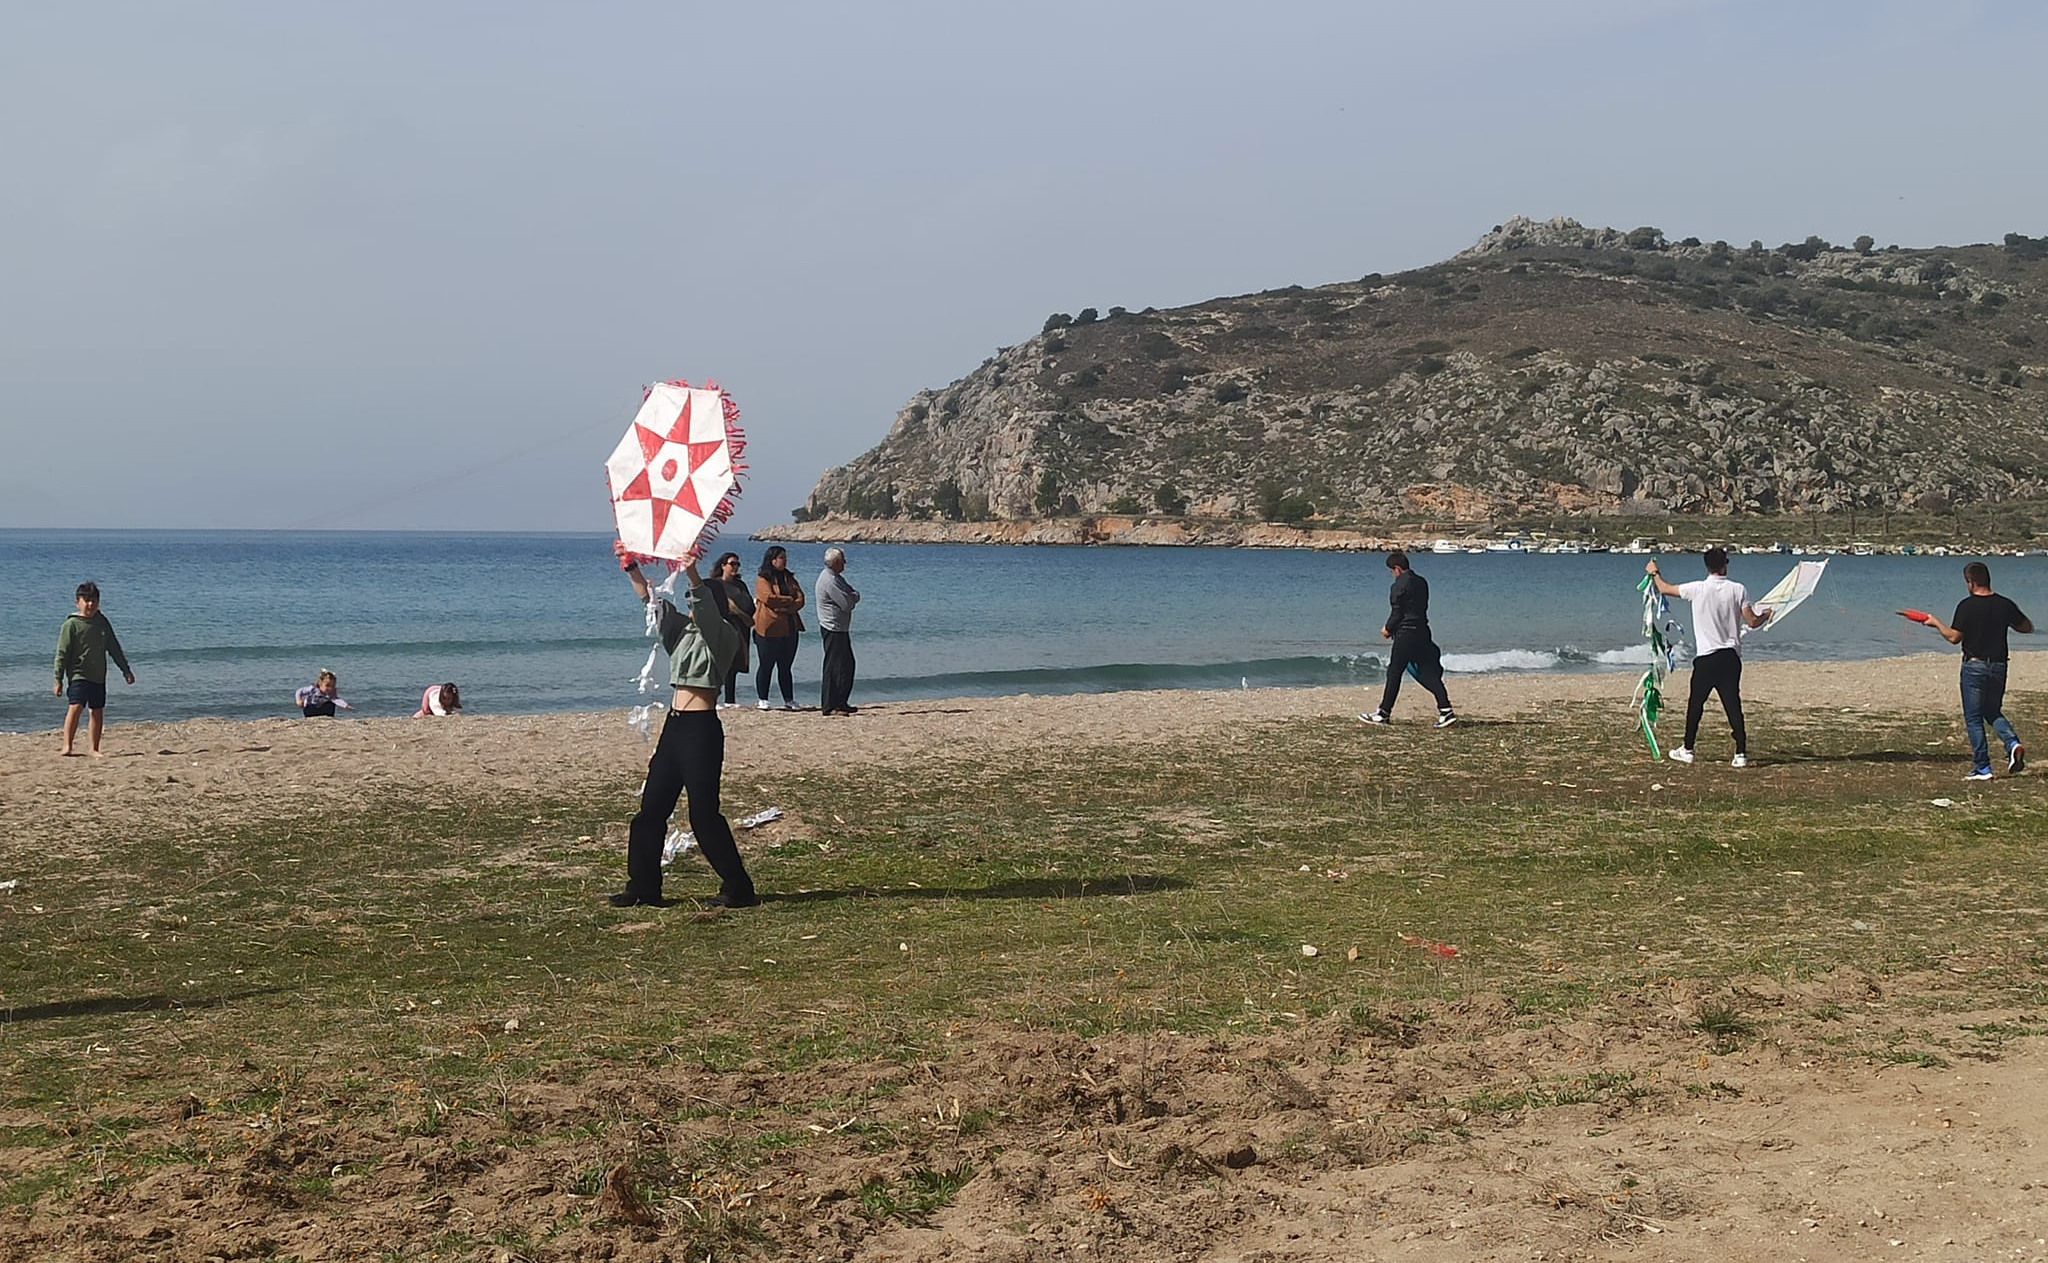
[1431, 540, 1460, 554]
[1484, 539, 1527, 553]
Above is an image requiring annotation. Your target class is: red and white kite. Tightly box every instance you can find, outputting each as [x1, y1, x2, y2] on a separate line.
[605, 381, 745, 563]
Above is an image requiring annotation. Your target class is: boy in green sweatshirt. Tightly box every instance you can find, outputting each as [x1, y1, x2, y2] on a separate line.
[53, 581, 135, 757]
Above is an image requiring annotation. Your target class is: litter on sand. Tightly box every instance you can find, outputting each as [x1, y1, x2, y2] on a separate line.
[1931, 798, 1955, 809]
[661, 829, 697, 867]
[738, 808, 783, 829]
[0, 879, 17, 891]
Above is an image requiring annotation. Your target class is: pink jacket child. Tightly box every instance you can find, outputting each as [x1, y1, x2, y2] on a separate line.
[413, 683, 463, 717]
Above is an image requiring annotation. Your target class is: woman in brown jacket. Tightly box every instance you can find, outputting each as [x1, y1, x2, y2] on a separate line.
[752, 546, 805, 710]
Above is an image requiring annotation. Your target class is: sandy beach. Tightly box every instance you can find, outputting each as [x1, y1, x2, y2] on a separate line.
[0, 651, 2012, 845]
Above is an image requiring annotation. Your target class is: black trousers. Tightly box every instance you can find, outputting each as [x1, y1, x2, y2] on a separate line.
[1684, 647, 1746, 754]
[821, 630, 856, 712]
[1379, 630, 1452, 716]
[626, 709, 753, 901]
[302, 699, 337, 718]
[754, 633, 798, 704]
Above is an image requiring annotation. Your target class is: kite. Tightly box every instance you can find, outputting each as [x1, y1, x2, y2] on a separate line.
[1741, 559, 1828, 637]
[605, 379, 747, 738]
[605, 381, 746, 565]
[1631, 572, 1683, 759]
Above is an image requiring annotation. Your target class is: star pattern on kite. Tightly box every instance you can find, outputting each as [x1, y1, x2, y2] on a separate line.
[606, 381, 745, 563]
[613, 393, 726, 545]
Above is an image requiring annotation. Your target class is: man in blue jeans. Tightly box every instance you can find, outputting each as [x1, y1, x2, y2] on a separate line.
[1921, 561, 2033, 781]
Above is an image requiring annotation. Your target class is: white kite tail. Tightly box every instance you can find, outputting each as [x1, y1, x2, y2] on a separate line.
[628, 568, 683, 740]
[1742, 559, 1828, 637]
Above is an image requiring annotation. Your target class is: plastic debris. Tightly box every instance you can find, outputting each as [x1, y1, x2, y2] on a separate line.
[1930, 798, 1954, 809]
[1398, 932, 1459, 958]
[738, 808, 783, 830]
[660, 829, 696, 867]
[1300, 944, 1319, 957]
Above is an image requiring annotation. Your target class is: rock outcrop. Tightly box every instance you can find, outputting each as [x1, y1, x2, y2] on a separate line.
[792, 219, 2048, 532]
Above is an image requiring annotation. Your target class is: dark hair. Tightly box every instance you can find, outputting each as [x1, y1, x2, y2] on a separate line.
[1703, 546, 1729, 574]
[1965, 561, 1992, 588]
[712, 551, 741, 573]
[1385, 550, 1410, 572]
[440, 683, 461, 710]
[75, 581, 100, 601]
[756, 546, 788, 579]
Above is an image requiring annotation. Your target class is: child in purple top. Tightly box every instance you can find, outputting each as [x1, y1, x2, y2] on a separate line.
[295, 671, 353, 718]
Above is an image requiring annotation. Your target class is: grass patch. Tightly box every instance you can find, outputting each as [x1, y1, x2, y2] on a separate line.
[3, 699, 2046, 1254]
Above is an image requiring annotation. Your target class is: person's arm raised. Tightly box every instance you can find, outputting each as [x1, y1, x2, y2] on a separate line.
[614, 540, 652, 604]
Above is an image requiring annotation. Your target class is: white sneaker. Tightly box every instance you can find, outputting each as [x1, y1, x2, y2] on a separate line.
[757, 700, 772, 711]
[1966, 769, 1994, 782]
[1358, 711, 1389, 725]
[781, 702, 800, 711]
[1667, 747, 1694, 764]
[1435, 711, 1458, 729]
[1730, 754, 1748, 768]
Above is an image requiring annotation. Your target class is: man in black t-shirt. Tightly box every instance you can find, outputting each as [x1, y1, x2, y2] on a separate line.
[1921, 561, 2034, 780]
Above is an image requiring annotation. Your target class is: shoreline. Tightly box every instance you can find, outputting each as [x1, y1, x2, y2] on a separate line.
[3, 649, 2025, 842]
[752, 516, 2038, 555]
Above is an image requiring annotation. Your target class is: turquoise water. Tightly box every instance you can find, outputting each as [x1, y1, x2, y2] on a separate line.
[2, 530, 2038, 731]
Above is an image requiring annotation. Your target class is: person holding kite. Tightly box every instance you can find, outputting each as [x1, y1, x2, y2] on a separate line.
[603, 377, 755, 907]
[612, 541, 757, 908]
[1645, 548, 1770, 767]
[1908, 561, 2031, 780]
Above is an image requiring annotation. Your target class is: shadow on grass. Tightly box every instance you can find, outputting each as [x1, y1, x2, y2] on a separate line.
[1775, 750, 1959, 766]
[768, 874, 1188, 904]
[1, 987, 289, 1025]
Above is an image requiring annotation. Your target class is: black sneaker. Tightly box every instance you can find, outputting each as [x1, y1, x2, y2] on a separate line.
[701, 891, 759, 909]
[1435, 710, 1458, 729]
[607, 889, 670, 908]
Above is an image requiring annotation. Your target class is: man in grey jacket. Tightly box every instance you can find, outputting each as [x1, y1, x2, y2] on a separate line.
[816, 547, 861, 715]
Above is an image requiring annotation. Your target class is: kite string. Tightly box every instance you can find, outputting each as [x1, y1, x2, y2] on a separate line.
[288, 411, 627, 531]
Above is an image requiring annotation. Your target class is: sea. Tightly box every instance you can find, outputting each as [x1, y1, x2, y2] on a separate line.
[2, 529, 2038, 733]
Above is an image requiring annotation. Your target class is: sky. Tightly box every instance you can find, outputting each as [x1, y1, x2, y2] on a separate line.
[2, 0, 2043, 534]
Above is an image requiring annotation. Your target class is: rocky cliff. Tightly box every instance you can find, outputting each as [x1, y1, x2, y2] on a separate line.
[793, 217, 2048, 532]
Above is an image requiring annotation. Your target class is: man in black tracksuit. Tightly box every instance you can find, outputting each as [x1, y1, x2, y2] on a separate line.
[1361, 551, 1457, 728]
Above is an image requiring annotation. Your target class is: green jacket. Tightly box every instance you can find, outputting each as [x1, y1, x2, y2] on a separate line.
[55, 612, 131, 685]
[654, 582, 744, 690]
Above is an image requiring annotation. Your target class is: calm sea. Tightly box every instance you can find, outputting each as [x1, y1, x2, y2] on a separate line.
[1, 530, 2037, 732]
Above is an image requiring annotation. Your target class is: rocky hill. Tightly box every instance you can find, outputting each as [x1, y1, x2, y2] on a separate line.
[786, 217, 2048, 537]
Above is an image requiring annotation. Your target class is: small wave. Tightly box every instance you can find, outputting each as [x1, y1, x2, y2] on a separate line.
[1440, 649, 1561, 673]
[1590, 644, 1657, 666]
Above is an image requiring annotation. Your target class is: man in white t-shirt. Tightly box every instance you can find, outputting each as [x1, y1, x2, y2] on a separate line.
[1646, 548, 1771, 767]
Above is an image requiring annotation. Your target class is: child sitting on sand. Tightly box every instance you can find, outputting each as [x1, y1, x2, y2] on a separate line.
[295, 671, 353, 718]
[413, 683, 462, 717]
[53, 580, 135, 757]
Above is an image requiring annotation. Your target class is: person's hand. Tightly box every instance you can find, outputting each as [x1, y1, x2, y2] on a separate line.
[1380, 627, 1391, 640]
[682, 558, 703, 587]
[612, 539, 639, 570]
[1644, 560, 1659, 576]
[123, 671, 135, 685]
[53, 681, 62, 696]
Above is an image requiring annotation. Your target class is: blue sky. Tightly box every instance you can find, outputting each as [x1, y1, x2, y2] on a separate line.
[2, 0, 2042, 532]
